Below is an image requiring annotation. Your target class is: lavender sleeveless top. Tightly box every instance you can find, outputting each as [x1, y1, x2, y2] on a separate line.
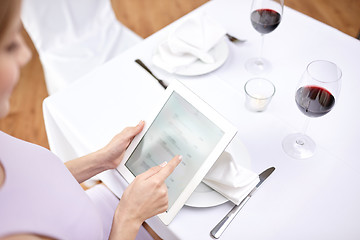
[0, 131, 103, 239]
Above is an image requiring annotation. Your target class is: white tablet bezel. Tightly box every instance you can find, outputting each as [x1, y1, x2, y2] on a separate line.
[117, 79, 237, 225]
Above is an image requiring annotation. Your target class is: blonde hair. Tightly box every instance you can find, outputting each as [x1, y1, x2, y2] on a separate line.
[0, 0, 21, 44]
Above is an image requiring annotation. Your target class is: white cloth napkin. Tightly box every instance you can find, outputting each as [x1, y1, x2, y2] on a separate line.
[152, 15, 226, 73]
[203, 151, 260, 205]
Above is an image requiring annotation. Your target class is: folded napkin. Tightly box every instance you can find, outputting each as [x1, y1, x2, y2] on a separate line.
[203, 150, 260, 205]
[152, 15, 226, 73]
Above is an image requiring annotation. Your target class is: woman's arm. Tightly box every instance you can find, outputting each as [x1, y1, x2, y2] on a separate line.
[64, 149, 108, 184]
[65, 121, 145, 183]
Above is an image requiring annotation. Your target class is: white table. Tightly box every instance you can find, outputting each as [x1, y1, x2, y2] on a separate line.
[43, 0, 360, 239]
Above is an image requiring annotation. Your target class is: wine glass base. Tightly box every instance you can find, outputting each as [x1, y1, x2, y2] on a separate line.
[245, 57, 271, 75]
[282, 133, 316, 159]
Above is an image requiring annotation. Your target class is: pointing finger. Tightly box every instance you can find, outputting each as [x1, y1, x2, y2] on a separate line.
[156, 155, 182, 181]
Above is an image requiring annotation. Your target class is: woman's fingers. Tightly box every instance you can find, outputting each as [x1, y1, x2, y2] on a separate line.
[137, 155, 182, 181]
[124, 120, 145, 140]
[156, 155, 182, 182]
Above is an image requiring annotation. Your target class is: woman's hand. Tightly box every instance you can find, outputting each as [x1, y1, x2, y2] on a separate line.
[65, 121, 145, 183]
[99, 120, 145, 170]
[109, 155, 182, 240]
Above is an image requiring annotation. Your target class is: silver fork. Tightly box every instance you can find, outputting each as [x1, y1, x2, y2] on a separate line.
[226, 33, 247, 44]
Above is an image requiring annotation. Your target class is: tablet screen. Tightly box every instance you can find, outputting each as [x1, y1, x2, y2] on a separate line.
[125, 91, 225, 209]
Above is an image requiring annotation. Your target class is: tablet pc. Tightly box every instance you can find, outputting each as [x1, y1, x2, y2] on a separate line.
[117, 80, 237, 225]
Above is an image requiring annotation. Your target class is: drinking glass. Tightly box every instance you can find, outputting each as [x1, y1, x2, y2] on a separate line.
[282, 60, 342, 159]
[245, 0, 284, 74]
[244, 78, 275, 112]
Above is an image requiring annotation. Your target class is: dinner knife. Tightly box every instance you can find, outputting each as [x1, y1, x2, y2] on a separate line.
[135, 59, 168, 89]
[210, 167, 275, 239]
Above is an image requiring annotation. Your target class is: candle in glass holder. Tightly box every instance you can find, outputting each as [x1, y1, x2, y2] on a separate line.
[244, 78, 275, 112]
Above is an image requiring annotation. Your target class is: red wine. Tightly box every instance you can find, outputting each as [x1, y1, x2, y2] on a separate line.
[251, 9, 281, 34]
[295, 86, 335, 117]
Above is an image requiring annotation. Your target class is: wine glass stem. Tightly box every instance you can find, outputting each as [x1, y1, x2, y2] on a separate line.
[296, 118, 311, 145]
[259, 34, 265, 60]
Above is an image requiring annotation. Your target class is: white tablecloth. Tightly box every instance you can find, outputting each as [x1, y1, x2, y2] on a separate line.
[43, 0, 360, 239]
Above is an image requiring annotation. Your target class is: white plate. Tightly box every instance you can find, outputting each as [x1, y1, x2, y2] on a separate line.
[185, 135, 252, 208]
[174, 38, 229, 76]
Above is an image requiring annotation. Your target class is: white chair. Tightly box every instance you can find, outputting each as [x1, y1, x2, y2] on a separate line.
[22, 3, 153, 238]
[22, 0, 142, 183]
[21, 0, 142, 95]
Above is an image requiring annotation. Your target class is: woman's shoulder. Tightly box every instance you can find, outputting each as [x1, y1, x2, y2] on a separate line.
[0, 131, 50, 153]
[0, 130, 60, 171]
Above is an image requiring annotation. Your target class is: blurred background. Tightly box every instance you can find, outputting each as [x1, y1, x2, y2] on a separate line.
[1, 0, 359, 150]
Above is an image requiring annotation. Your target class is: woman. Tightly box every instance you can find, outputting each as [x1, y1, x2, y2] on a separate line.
[0, 1, 181, 239]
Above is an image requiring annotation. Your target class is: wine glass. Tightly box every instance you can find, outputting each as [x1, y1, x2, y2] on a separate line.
[282, 60, 342, 159]
[245, 0, 284, 74]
